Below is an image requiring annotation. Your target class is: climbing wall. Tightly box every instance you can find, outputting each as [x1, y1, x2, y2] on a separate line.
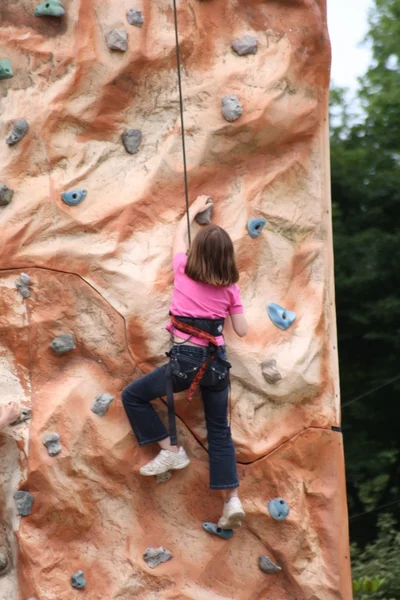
[0, 0, 352, 598]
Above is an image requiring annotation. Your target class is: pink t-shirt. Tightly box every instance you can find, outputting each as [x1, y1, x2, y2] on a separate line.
[166, 253, 244, 346]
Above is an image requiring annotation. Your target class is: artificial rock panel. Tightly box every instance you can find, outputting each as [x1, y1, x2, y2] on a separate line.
[0, 1, 351, 599]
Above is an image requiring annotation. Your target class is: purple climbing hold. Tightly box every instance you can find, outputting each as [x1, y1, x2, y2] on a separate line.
[105, 30, 128, 52]
[258, 554, 282, 574]
[195, 198, 213, 225]
[221, 94, 243, 122]
[6, 119, 29, 146]
[232, 35, 258, 56]
[127, 8, 144, 27]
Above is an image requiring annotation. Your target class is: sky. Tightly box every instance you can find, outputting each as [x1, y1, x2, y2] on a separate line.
[327, 0, 374, 90]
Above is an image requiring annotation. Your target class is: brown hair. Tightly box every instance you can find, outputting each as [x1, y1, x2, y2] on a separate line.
[185, 225, 239, 286]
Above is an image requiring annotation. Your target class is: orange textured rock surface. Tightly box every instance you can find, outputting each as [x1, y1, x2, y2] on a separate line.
[0, 1, 351, 599]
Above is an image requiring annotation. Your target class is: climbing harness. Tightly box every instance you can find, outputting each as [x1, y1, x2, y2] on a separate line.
[172, 0, 191, 246]
[166, 315, 231, 446]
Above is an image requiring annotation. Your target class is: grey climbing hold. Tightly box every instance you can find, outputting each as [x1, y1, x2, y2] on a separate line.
[0, 184, 14, 206]
[105, 30, 128, 52]
[267, 303, 296, 331]
[43, 433, 61, 456]
[71, 570, 86, 589]
[247, 218, 266, 238]
[127, 8, 144, 27]
[0, 59, 13, 80]
[221, 94, 243, 122]
[261, 359, 282, 384]
[122, 129, 142, 154]
[91, 393, 115, 417]
[143, 547, 172, 569]
[50, 334, 76, 355]
[232, 35, 258, 56]
[61, 189, 87, 206]
[0, 552, 8, 573]
[15, 273, 31, 299]
[268, 498, 290, 521]
[34, 0, 65, 17]
[13, 491, 34, 516]
[195, 198, 213, 225]
[11, 406, 32, 425]
[156, 471, 172, 484]
[6, 119, 29, 146]
[258, 554, 282, 574]
[202, 522, 234, 539]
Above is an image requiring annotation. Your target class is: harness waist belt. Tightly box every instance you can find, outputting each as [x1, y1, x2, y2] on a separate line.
[171, 314, 225, 338]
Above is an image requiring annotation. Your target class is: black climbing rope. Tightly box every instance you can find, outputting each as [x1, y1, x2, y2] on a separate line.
[172, 0, 191, 246]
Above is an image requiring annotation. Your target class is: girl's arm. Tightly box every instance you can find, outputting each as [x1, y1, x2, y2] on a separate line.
[0, 402, 20, 431]
[173, 195, 213, 256]
[230, 313, 248, 337]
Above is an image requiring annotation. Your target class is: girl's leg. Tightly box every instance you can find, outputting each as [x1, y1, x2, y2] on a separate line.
[122, 366, 170, 446]
[201, 385, 245, 528]
[122, 366, 190, 475]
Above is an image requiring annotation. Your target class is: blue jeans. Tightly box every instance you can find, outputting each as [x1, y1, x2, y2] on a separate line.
[122, 344, 239, 490]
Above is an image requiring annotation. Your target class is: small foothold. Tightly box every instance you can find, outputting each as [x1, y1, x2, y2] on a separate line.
[127, 8, 144, 27]
[268, 498, 290, 521]
[155, 471, 172, 484]
[91, 393, 115, 417]
[0, 59, 13, 80]
[258, 554, 282, 574]
[221, 94, 243, 122]
[0, 552, 8, 573]
[232, 35, 258, 56]
[0, 184, 14, 206]
[247, 218, 267, 238]
[143, 547, 172, 569]
[202, 522, 234, 539]
[11, 406, 32, 425]
[261, 359, 282, 384]
[267, 303, 296, 331]
[34, 0, 65, 17]
[105, 30, 128, 52]
[6, 119, 29, 146]
[43, 432, 61, 456]
[50, 334, 76, 355]
[61, 189, 87, 206]
[15, 273, 31, 299]
[13, 491, 34, 516]
[71, 570, 87, 589]
[122, 129, 142, 154]
[195, 198, 213, 225]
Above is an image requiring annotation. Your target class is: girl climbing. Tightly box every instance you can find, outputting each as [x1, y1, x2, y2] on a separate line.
[122, 195, 248, 529]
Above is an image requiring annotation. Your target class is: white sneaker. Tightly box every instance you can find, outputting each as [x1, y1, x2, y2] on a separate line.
[218, 497, 245, 529]
[139, 447, 190, 476]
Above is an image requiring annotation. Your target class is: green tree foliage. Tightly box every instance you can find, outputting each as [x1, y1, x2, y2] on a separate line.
[330, 0, 400, 548]
[352, 515, 400, 599]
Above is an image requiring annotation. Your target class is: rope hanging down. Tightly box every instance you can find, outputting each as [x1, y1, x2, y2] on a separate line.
[172, 0, 191, 246]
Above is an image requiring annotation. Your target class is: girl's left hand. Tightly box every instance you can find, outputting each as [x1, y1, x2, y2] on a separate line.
[190, 195, 213, 215]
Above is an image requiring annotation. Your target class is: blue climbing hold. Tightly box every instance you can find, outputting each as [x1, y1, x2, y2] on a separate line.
[247, 218, 266, 238]
[61, 189, 87, 206]
[267, 303, 296, 330]
[202, 522, 234, 539]
[268, 498, 290, 521]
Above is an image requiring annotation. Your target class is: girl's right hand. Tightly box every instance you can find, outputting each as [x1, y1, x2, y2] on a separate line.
[191, 195, 213, 215]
